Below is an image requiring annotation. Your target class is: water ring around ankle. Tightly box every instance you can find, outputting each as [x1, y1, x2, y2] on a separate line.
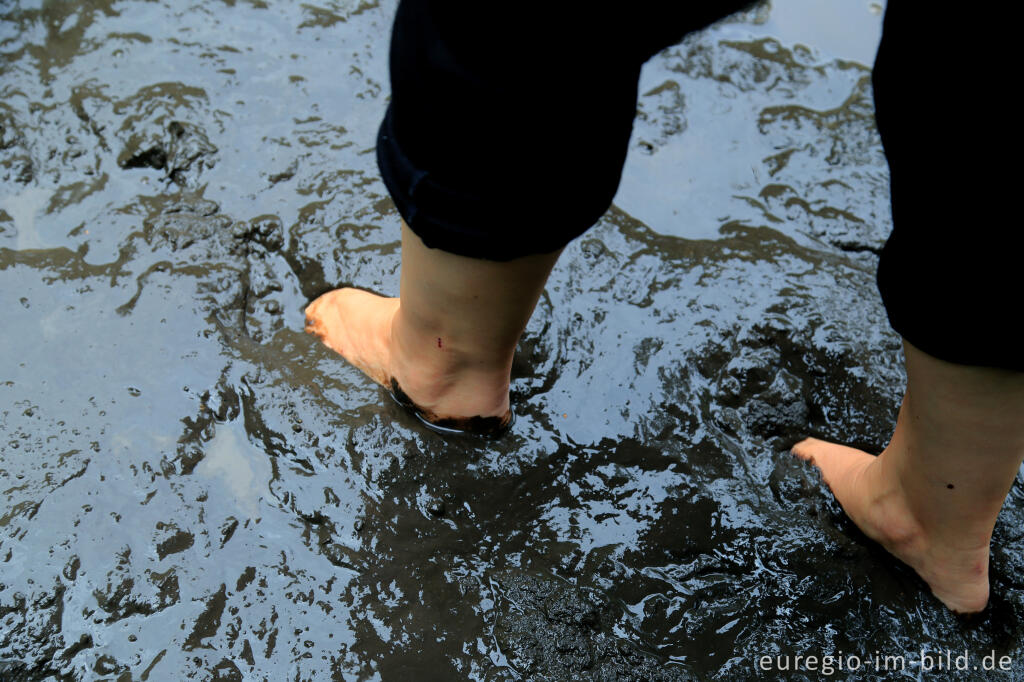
[387, 379, 513, 439]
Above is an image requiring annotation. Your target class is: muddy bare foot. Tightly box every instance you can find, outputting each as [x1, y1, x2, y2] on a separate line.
[305, 288, 511, 435]
[305, 288, 398, 387]
[792, 437, 990, 614]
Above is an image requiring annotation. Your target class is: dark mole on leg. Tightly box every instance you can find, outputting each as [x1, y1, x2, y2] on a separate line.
[947, 484, 955, 489]
[437, 337, 442, 349]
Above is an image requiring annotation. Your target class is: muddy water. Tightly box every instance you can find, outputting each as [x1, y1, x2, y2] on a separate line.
[2, 1, 1022, 680]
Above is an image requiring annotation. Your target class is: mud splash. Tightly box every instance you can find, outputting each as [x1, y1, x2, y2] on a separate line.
[2, 1, 1023, 680]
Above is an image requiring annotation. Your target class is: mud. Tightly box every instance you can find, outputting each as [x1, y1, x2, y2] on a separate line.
[2, 1, 1023, 680]
[387, 379, 512, 439]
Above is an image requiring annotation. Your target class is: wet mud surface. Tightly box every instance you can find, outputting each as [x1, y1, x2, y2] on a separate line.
[3, 1, 1024, 680]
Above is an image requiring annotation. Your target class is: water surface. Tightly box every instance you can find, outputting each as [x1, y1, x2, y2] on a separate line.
[2, 1, 1023, 680]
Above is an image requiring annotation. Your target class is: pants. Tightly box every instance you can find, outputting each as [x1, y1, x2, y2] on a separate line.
[376, 1, 1022, 371]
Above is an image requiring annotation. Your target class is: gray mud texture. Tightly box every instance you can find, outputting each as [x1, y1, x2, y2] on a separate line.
[3, 1, 1024, 680]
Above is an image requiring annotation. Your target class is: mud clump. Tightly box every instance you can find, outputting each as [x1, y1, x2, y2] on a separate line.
[115, 102, 218, 187]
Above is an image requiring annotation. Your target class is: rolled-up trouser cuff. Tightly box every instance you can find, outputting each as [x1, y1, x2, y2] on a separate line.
[375, 0, 752, 262]
[871, 3, 1022, 371]
[877, 235, 1023, 372]
[376, 104, 607, 261]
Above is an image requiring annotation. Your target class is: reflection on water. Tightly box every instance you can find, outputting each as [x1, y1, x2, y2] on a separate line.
[195, 421, 269, 519]
[756, 0, 884, 66]
[0, 186, 52, 250]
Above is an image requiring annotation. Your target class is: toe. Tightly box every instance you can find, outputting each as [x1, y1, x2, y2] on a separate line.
[791, 438, 871, 467]
[790, 437, 822, 461]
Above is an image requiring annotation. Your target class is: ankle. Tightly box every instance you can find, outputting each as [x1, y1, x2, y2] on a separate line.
[867, 451, 996, 562]
[391, 359, 510, 418]
[388, 310, 512, 418]
[861, 457, 928, 550]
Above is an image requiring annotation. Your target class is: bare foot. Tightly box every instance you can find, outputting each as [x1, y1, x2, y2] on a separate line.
[304, 288, 512, 435]
[304, 288, 399, 387]
[792, 437, 990, 614]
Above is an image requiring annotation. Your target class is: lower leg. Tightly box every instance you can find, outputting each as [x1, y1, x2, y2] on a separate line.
[794, 340, 1024, 613]
[305, 222, 561, 426]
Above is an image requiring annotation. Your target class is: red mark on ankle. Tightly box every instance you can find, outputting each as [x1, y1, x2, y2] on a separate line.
[437, 337, 443, 349]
